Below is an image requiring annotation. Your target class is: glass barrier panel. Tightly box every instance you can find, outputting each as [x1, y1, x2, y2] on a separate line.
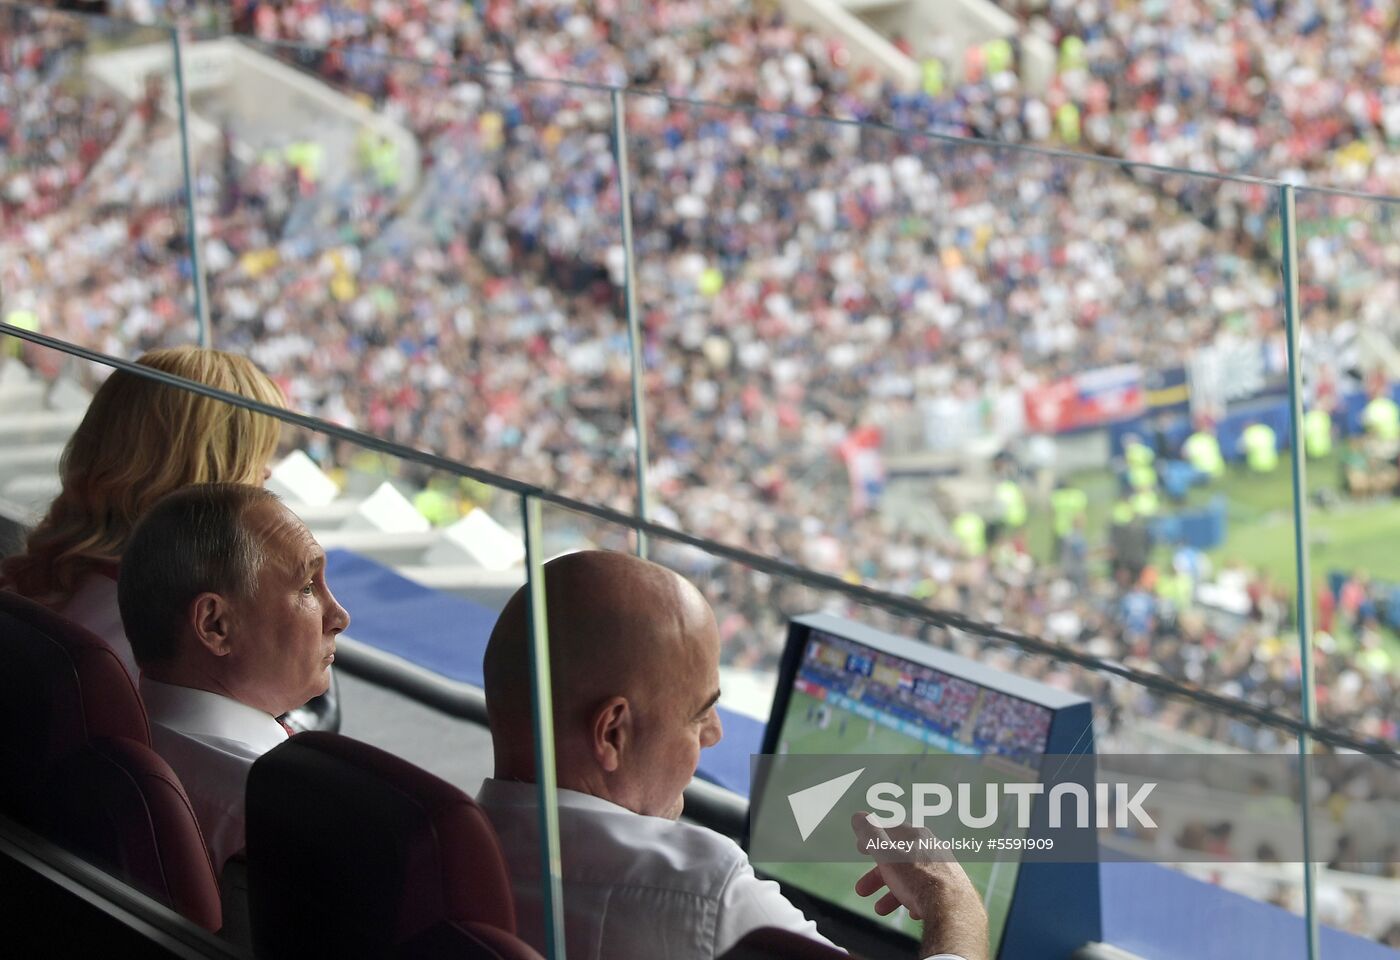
[1, 6, 198, 354]
[0, 335, 95, 537]
[624, 92, 1302, 721]
[14, 317, 1396, 955]
[1304, 749, 1400, 954]
[189, 38, 635, 512]
[537, 494, 1328, 959]
[1294, 186, 1400, 761]
[1294, 183, 1400, 956]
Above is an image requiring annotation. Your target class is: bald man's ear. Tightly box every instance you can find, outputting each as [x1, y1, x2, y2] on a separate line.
[591, 696, 630, 773]
[189, 592, 234, 658]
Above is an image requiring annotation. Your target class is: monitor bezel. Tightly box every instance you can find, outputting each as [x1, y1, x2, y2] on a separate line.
[747, 612, 1098, 957]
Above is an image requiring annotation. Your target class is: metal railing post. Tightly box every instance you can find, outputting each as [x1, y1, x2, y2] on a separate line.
[172, 26, 211, 347]
[521, 495, 567, 959]
[1279, 183, 1320, 960]
[612, 88, 650, 559]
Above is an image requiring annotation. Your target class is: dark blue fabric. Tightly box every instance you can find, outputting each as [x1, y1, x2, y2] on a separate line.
[324, 548, 764, 793]
[325, 548, 497, 685]
[1100, 861, 1394, 960]
[699, 710, 764, 796]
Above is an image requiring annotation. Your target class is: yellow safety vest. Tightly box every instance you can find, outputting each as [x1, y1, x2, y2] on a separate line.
[1130, 488, 1160, 517]
[1183, 431, 1225, 478]
[1125, 441, 1156, 468]
[984, 37, 1013, 75]
[1364, 397, 1400, 442]
[1060, 35, 1086, 73]
[1050, 487, 1088, 539]
[1056, 102, 1081, 145]
[1128, 462, 1158, 491]
[1242, 424, 1279, 473]
[413, 488, 456, 527]
[3, 309, 37, 357]
[921, 59, 944, 97]
[996, 481, 1027, 528]
[952, 512, 987, 557]
[1303, 409, 1333, 459]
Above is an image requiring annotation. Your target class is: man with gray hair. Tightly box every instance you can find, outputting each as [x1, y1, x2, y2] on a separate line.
[119, 482, 349, 871]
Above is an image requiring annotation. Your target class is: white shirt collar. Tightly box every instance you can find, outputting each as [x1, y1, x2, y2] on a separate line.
[139, 676, 288, 754]
[477, 777, 651, 818]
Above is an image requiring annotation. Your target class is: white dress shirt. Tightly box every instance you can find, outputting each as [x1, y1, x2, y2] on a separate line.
[60, 572, 139, 683]
[140, 678, 288, 872]
[477, 778, 838, 960]
[477, 780, 968, 960]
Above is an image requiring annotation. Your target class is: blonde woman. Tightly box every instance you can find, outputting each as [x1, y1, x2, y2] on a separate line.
[1, 346, 284, 681]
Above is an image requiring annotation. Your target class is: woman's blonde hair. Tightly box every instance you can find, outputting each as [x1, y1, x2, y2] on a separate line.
[1, 346, 285, 605]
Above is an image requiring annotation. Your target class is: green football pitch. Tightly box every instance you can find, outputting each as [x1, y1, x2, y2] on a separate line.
[1020, 456, 1400, 657]
[755, 691, 1020, 954]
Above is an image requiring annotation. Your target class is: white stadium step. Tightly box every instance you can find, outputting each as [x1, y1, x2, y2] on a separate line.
[0, 443, 64, 484]
[1, 474, 62, 525]
[311, 527, 440, 566]
[341, 482, 430, 534]
[0, 378, 47, 414]
[392, 564, 522, 591]
[289, 498, 362, 527]
[0, 408, 84, 446]
[266, 450, 340, 507]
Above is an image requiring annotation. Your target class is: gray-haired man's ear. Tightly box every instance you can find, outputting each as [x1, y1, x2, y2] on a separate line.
[189, 592, 235, 658]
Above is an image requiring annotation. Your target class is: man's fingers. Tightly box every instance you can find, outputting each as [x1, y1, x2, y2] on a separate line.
[874, 891, 902, 917]
[853, 864, 887, 898]
[851, 811, 880, 844]
[852, 810, 894, 859]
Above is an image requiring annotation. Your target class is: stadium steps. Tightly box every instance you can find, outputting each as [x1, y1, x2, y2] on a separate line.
[0, 443, 65, 485]
[298, 527, 441, 565]
[1, 475, 61, 526]
[0, 408, 84, 445]
[0, 363, 47, 414]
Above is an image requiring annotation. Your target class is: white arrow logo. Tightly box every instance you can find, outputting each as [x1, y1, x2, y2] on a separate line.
[787, 768, 865, 841]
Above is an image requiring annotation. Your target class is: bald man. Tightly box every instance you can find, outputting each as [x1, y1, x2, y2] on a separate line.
[478, 551, 987, 960]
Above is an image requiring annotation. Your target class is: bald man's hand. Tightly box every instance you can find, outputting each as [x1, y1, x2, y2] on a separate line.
[851, 813, 989, 960]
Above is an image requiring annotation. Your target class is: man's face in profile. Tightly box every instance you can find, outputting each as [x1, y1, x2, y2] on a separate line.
[624, 587, 724, 820]
[221, 500, 349, 716]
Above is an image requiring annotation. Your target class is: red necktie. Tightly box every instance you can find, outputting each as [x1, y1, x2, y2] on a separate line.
[279, 720, 296, 738]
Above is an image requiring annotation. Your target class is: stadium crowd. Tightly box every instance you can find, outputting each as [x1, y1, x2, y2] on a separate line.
[6, 0, 1400, 939]
[0, 9, 127, 229]
[970, 689, 1052, 760]
[5, 1, 1396, 742]
[1004, 0, 1400, 194]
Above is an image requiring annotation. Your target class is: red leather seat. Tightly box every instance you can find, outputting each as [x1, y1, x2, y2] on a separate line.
[719, 927, 856, 959]
[47, 736, 222, 931]
[0, 590, 220, 930]
[245, 731, 541, 959]
[0, 590, 147, 823]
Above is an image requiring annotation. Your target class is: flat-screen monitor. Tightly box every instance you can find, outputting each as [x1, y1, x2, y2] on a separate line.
[750, 613, 1100, 960]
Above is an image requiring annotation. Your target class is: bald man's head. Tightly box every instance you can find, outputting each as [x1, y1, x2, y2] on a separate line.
[484, 551, 722, 818]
